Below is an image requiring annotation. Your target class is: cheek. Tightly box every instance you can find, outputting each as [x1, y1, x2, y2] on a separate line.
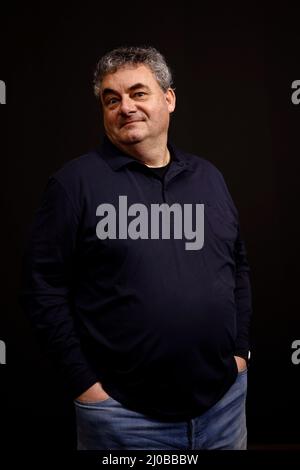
[151, 105, 169, 125]
[103, 113, 116, 130]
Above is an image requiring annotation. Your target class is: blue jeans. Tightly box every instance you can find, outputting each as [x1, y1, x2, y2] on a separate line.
[74, 369, 247, 450]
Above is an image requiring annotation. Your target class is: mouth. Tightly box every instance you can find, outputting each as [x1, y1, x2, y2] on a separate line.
[121, 120, 143, 128]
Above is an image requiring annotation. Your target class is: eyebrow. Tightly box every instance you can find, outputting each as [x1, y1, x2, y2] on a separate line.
[102, 83, 151, 99]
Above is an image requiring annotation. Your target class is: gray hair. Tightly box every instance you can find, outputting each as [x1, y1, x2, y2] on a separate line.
[93, 46, 173, 98]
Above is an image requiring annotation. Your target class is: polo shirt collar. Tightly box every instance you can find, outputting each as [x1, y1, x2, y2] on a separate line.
[98, 135, 189, 172]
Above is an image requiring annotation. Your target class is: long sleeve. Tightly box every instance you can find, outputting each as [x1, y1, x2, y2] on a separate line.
[213, 167, 253, 362]
[19, 176, 98, 398]
[233, 225, 252, 361]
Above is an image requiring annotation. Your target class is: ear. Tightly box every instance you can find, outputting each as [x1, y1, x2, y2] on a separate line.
[165, 88, 176, 113]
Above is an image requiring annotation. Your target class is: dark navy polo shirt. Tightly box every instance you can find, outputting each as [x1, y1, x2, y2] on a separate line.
[20, 136, 252, 420]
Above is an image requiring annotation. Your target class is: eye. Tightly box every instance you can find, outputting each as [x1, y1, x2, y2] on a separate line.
[105, 97, 119, 107]
[134, 92, 146, 98]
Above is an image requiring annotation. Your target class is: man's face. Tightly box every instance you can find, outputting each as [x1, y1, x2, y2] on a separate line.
[100, 64, 176, 149]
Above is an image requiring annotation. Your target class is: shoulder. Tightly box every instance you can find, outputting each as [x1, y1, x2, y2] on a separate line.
[43, 150, 106, 215]
[51, 150, 104, 187]
[177, 146, 236, 209]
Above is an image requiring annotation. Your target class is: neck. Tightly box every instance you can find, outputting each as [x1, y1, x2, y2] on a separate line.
[111, 136, 170, 168]
[142, 148, 171, 167]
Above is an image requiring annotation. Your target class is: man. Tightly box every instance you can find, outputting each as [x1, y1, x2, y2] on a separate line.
[20, 46, 252, 450]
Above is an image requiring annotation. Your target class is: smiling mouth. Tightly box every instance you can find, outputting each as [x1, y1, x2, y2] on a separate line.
[121, 120, 143, 127]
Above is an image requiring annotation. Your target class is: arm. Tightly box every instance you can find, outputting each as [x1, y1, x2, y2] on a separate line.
[213, 166, 252, 370]
[19, 176, 106, 400]
[234, 225, 252, 368]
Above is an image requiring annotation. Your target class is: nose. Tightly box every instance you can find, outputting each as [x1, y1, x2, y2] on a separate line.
[119, 95, 137, 115]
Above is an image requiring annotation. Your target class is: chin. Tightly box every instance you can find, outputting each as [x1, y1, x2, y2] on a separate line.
[120, 132, 145, 145]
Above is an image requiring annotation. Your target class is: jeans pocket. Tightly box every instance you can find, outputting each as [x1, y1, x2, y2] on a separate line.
[232, 356, 247, 376]
[74, 396, 115, 408]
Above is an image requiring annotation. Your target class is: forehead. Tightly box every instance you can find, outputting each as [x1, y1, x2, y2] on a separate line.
[101, 64, 160, 92]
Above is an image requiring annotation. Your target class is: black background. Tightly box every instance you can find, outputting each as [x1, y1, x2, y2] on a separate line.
[0, 5, 299, 452]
